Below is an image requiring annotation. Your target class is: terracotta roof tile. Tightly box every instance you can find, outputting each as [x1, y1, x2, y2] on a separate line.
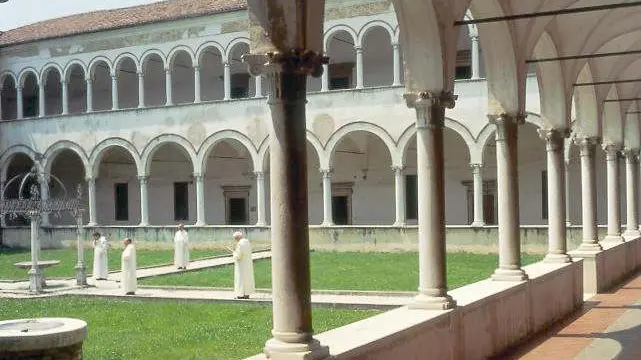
[0, 0, 248, 47]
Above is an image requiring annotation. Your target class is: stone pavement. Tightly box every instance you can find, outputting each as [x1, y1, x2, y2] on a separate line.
[0, 250, 411, 310]
[504, 271, 641, 360]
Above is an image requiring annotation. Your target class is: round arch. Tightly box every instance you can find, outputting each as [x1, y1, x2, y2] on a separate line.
[198, 131, 258, 174]
[88, 56, 114, 77]
[356, 20, 395, 46]
[324, 24, 358, 50]
[17, 68, 39, 87]
[0, 145, 40, 180]
[140, 134, 199, 175]
[63, 59, 88, 82]
[0, 71, 17, 86]
[224, 37, 250, 63]
[89, 138, 142, 178]
[39, 63, 64, 86]
[112, 53, 138, 73]
[196, 41, 226, 64]
[325, 122, 397, 169]
[140, 49, 167, 71]
[167, 46, 196, 68]
[41, 141, 90, 175]
[257, 131, 327, 173]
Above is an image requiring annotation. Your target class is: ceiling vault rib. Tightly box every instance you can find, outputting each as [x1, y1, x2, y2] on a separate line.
[574, 79, 641, 87]
[455, 1, 641, 26]
[604, 98, 641, 102]
[527, 49, 641, 64]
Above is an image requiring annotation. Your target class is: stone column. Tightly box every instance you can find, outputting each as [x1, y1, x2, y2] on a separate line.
[404, 91, 457, 309]
[255, 75, 263, 98]
[38, 82, 46, 117]
[28, 212, 43, 293]
[139, 175, 149, 226]
[490, 114, 528, 281]
[0, 180, 5, 227]
[624, 150, 641, 238]
[194, 173, 206, 226]
[39, 176, 50, 227]
[565, 161, 571, 226]
[321, 64, 329, 91]
[111, 74, 119, 110]
[471, 35, 480, 80]
[392, 166, 406, 226]
[470, 163, 485, 227]
[194, 66, 201, 103]
[392, 43, 401, 86]
[86, 78, 93, 112]
[16, 86, 23, 119]
[61, 80, 69, 115]
[86, 177, 97, 226]
[540, 129, 571, 263]
[603, 143, 624, 243]
[165, 69, 173, 106]
[321, 169, 333, 226]
[75, 210, 87, 286]
[137, 72, 145, 108]
[255, 171, 267, 226]
[355, 46, 364, 89]
[223, 62, 231, 100]
[576, 137, 602, 251]
[243, 50, 329, 360]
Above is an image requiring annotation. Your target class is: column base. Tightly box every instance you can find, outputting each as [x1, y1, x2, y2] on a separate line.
[86, 222, 97, 227]
[139, 222, 149, 227]
[75, 264, 87, 286]
[602, 235, 625, 244]
[491, 268, 528, 282]
[470, 221, 485, 228]
[408, 292, 456, 310]
[543, 253, 572, 264]
[393, 221, 406, 227]
[28, 268, 43, 293]
[575, 242, 603, 252]
[255, 222, 267, 227]
[195, 221, 207, 227]
[624, 229, 641, 239]
[565, 221, 572, 227]
[320, 222, 334, 227]
[264, 337, 330, 360]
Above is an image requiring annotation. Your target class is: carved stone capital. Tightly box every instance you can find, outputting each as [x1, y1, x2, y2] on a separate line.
[623, 148, 641, 160]
[242, 49, 329, 78]
[538, 128, 568, 152]
[488, 113, 525, 142]
[391, 165, 405, 173]
[470, 163, 483, 171]
[602, 142, 622, 159]
[404, 91, 456, 129]
[320, 168, 333, 178]
[138, 175, 149, 185]
[192, 173, 204, 181]
[254, 171, 265, 181]
[576, 137, 600, 157]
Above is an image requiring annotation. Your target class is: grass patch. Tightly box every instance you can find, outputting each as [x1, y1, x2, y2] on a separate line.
[2, 297, 379, 360]
[141, 251, 543, 291]
[0, 248, 225, 280]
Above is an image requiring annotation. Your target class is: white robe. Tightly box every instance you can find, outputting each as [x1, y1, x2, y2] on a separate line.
[121, 243, 137, 293]
[173, 229, 190, 267]
[232, 238, 255, 297]
[92, 236, 109, 279]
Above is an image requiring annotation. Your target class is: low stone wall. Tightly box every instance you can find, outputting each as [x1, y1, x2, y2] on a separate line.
[0, 225, 607, 252]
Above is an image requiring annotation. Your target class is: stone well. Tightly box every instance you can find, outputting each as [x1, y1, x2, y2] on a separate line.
[0, 317, 87, 360]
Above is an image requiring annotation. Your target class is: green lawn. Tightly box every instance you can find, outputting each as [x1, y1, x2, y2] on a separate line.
[141, 251, 543, 291]
[2, 297, 379, 360]
[0, 248, 225, 280]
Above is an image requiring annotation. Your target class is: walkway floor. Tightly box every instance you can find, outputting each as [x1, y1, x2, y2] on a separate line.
[503, 271, 641, 360]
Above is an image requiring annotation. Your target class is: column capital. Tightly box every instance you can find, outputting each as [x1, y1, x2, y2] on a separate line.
[254, 171, 266, 180]
[242, 49, 329, 78]
[391, 165, 405, 173]
[623, 148, 640, 159]
[193, 65, 200, 71]
[489, 113, 525, 142]
[354, 45, 363, 53]
[85, 77, 93, 84]
[392, 42, 400, 49]
[602, 141, 622, 156]
[470, 163, 483, 170]
[137, 175, 149, 184]
[110, 73, 118, 80]
[574, 136, 600, 147]
[85, 177, 96, 184]
[404, 91, 457, 110]
[192, 173, 204, 181]
[320, 168, 333, 177]
[137, 71, 144, 78]
[538, 128, 568, 152]
[60, 80, 68, 86]
[164, 68, 172, 74]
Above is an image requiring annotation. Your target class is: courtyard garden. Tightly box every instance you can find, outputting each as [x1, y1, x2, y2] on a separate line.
[141, 251, 544, 291]
[2, 297, 378, 360]
[0, 247, 225, 280]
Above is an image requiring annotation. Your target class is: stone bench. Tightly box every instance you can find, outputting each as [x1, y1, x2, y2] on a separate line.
[14, 260, 61, 288]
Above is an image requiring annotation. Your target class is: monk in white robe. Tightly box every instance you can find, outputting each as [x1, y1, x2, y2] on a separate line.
[173, 223, 189, 269]
[92, 232, 109, 280]
[121, 237, 137, 295]
[231, 231, 255, 299]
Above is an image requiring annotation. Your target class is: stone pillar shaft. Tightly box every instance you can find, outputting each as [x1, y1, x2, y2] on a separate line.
[321, 64, 329, 92]
[471, 164, 485, 227]
[61, 81, 69, 115]
[223, 62, 231, 100]
[29, 213, 43, 293]
[625, 150, 640, 238]
[603, 144, 623, 243]
[87, 178, 97, 226]
[565, 162, 571, 226]
[255, 171, 266, 226]
[194, 66, 201, 103]
[39, 178, 50, 226]
[392, 43, 401, 86]
[471, 36, 480, 80]
[255, 75, 263, 98]
[139, 176, 149, 226]
[393, 166, 406, 226]
[577, 137, 602, 251]
[355, 46, 364, 89]
[75, 210, 87, 286]
[86, 79, 93, 112]
[491, 115, 527, 281]
[321, 169, 333, 226]
[138, 72, 145, 108]
[38, 83, 45, 117]
[111, 74, 119, 110]
[16, 86, 23, 119]
[405, 92, 456, 309]
[165, 69, 173, 106]
[540, 129, 571, 263]
[0, 181, 5, 227]
[195, 173, 206, 226]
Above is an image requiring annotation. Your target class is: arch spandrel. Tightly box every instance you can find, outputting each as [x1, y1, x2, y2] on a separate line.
[573, 64, 600, 139]
[602, 86, 624, 146]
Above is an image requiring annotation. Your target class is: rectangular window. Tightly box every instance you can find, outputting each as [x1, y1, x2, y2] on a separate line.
[114, 183, 129, 221]
[332, 196, 350, 225]
[405, 174, 418, 220]
[228, 197, 248, 225]
[174, 182, 189, 221]
[455, 66, 472, 80]
[330, 77, 350, 90]
[541, 170, 548, 220]
[483, 194, 496, 225]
